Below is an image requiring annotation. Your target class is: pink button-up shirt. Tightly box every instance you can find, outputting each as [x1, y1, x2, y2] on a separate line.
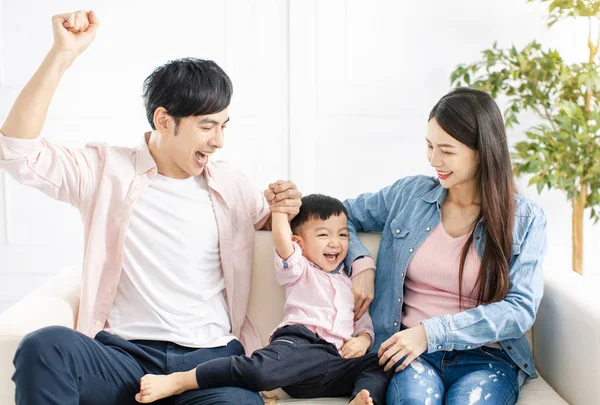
[0, 132, 270, 353]
[274, 243, 374, 351]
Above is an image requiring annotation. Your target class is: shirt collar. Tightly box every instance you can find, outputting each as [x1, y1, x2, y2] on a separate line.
[308, 260, 345, 275]
[134, 132, 158, 175]
[421, 180, 447, 207]
[421, 179, 484, 224]
[134, 131, 217, 184]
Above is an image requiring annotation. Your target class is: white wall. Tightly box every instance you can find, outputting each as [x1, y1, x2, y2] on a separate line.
[287, 0, 599, 283]
[0, 0, 597, 313]
[0, 0, 290, 312]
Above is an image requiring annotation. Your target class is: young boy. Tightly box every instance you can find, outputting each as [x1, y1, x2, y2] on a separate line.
[134, 194, 391, 405]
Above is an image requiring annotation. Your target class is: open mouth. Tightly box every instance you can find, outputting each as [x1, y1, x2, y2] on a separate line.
[195, 151, 209, 166]
[436, 171, 452, 180]
[324, 253, 340, 262]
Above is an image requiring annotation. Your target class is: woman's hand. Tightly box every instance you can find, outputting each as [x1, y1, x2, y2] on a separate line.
[378, 325, 428, 372]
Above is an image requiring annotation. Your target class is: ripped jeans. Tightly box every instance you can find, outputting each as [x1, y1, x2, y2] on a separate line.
[387, 346, 520, 405]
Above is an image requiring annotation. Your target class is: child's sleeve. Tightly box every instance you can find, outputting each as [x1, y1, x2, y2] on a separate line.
[353, 311, 375, 349]
[274, 241, 307, 286]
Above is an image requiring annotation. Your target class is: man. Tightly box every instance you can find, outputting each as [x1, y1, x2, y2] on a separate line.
[1, 10, 302, 404]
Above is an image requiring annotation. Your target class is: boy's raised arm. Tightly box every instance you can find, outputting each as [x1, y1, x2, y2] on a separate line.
[271, 211, 295, 260]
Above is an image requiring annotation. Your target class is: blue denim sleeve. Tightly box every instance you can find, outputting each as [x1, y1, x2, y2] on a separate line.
[343, 181, 401, 272]
[421, 210, 547, 352]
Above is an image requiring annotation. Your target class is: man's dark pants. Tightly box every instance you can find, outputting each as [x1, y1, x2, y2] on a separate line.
[12, 325, 263, 405]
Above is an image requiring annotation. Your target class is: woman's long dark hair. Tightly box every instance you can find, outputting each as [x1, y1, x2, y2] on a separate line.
[429, 87, 515, 305]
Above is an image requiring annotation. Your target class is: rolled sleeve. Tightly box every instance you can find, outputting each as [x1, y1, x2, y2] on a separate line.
[274, 242, 307, 286]
[0, 132, 101, 207]
[353, 312, 375, 349]
[0, 131, 43, 158]
[351, 256, 376, 278]
[252, 190, 271, 230]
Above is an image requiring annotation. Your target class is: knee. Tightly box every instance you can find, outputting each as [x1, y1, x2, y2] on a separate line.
[243, 372, 278, 392]
[387, 372, 442, 405]
[14, 326, 77, 366]
[230, 356, 277, 391]
[386, 380, 421, 405]
[448, 372, 518, 405]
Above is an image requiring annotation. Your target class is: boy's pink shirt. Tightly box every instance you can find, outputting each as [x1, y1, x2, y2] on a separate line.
[273, 242, 375, 352]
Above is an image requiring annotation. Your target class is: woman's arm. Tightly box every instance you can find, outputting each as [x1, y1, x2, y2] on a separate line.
[343, 181, 402, 269]
[344, 179, 405, 318]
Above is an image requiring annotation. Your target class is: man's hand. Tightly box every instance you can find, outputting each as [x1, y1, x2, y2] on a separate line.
[378, 325, 428, 372]
[264, 180, 302, 222]
[51, 10, 99, 60]
[341, 334, 371, 358]
[352, 269, 375, 320]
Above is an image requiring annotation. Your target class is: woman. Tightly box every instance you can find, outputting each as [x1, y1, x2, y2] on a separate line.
[344, 88, 546, 404]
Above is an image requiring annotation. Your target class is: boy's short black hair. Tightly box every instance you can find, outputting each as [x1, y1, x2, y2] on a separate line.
[143, 58, 233, 130]
[290, 194, 348, 234]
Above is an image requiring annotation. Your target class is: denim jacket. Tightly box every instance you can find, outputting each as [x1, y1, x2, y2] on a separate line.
[344, 175, 547, 384]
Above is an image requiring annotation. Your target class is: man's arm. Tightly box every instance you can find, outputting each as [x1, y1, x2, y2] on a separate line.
[0, 11, 102, 207]
[0, 11, 101, 207]
[1, 11, 99, 140]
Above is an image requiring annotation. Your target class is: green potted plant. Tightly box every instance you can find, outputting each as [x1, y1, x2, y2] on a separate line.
[450, 0, 600, 274]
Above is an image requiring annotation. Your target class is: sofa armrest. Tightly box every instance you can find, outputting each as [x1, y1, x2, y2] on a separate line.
[533, 269, 600, 405]
[0, 266, 82, 404]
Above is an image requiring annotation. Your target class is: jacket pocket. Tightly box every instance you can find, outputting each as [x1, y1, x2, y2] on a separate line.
[386, 217, 411, 248]
[476, 346, 516, 369]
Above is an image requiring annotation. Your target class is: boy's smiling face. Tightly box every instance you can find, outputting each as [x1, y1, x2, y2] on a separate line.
[292, 214, 349, 272]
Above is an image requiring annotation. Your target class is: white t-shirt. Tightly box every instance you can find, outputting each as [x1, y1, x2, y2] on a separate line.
[106, 173, 234, 348]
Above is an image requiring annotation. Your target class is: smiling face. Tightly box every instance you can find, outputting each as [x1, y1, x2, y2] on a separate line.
[426, 118, 480, 190]
[152, 108, 229, 178]
[292, 214, 349, 273]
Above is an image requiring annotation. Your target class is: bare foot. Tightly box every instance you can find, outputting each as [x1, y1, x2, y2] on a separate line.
[350, 389, 374, 405]
[135, 373, 186, 403]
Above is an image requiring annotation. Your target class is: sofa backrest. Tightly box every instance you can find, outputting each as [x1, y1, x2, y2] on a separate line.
[247, 230, 533, 348]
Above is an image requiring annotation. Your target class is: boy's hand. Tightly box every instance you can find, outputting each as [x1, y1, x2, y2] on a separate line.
[341, 334, 371, 358]
[51, 10, 99, 59]
[264, 180, 302, 221]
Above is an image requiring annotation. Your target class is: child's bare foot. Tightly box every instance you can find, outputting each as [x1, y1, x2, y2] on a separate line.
[135, 373, 186, 403]
[350, 389, 373, 405]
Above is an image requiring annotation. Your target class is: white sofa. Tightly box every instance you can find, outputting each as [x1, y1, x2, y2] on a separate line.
[1, 231, 598, 404]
